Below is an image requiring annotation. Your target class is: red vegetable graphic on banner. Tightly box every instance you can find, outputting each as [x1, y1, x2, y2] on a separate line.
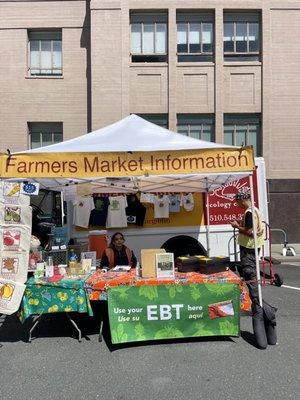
[208, 300, 234, 320]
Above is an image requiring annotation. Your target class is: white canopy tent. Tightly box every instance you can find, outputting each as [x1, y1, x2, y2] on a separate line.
[0, 114, 262, 305]
[8, 114, 253, 193]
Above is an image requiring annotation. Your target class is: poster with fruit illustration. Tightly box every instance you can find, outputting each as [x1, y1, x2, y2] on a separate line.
[0, 180, 31, 315]
[0, 278, 26, 315]
[0, 225, 31, 251]
[0, 181, 30, 206]
[0, 205, 32, 225]
[0, 251, 29, 283]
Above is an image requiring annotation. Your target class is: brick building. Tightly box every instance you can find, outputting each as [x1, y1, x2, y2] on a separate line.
[0, 0, 300, 242]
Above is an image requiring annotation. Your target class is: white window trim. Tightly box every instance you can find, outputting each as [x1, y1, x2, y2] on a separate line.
[177, 117, 215, 141]
[130, 22, 167, 56]
[28, 31, 63, 76]
[224, 122, 260, 155]
[224, 21, 260, 55]
[177, 22, 214, 55]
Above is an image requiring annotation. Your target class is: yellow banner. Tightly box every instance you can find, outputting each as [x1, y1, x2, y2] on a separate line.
[0, 147, 254, 178]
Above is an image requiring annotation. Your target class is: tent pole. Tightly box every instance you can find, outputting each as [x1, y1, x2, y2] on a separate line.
[60, 191, 65, 227]
[205, 189, 211, 257]
[249, 174, 263, 307]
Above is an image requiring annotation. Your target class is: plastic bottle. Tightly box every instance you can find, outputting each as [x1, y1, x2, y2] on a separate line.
[45, 256, 54, 278]
[135, 261, 140, 278]
[68, 249, 78, 268]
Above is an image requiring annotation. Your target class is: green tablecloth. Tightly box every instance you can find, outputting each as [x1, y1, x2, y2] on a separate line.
[19, 276, 93, 323]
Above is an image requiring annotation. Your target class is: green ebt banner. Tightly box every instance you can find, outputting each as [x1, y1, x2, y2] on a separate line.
[108, 283, 240, 344]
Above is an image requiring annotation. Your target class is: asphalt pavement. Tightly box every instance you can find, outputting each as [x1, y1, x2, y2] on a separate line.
[0, 262, 299, 400]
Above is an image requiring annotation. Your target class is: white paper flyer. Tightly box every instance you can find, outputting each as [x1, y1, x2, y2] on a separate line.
[156, 253, 175, 279]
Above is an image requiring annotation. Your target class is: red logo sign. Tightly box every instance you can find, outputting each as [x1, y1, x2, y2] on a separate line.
[206, 171, 258, 225]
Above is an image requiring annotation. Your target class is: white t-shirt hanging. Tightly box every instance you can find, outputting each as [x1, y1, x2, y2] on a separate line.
[180, 193, 194, 212]
[73, 196, 95, 228]
[140, 193, 154, 203]
[168, 194, 181, 213]
[153, 195, 170, 219]
[106, 196, 128, 228]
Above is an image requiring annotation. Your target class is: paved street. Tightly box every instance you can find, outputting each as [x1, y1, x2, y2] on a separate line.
[0, 263, 299, 400]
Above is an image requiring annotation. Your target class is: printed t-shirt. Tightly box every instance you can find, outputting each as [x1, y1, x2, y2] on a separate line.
[180, 193, 194, 212]
[106, 196, 128, 228]
[140, 193, 154, 203]
[89, 197, 109, 226]
[126, 195, 146, 226]
[168, 195, 181, 213]
[153, 195, 170, 219]
[73, 196, 95, 228]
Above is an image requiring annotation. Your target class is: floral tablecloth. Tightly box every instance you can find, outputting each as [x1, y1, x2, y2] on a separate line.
[85, 269, 251, 312]
[19, 276, 93, 323]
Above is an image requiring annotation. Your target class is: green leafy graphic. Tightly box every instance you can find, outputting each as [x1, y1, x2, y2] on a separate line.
[111, 324, 128, 343]
[204, 283, 235, 296]
[192, 321, 214, 337]
[218, 319, 237, 335]
[154, 325, 184, 339]
[189, 284, 202, 301]
[112, 287, 131, 300]
[165, 285, 183, 299]
[139, 285, 158, 300]
[135, 323, 146, 340]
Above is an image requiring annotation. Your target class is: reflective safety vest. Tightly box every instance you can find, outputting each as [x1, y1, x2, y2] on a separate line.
[105, 247, 133, 268]
[237, 206, 265, 249]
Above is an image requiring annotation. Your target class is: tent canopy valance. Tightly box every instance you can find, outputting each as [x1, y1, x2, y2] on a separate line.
[0, 114, 255, 193]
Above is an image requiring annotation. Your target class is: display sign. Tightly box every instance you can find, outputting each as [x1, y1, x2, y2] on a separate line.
[156, 253, 175, 279]
[0, 147, 255, 178]
[206, 170, 259, 225]
[108, 283, 240, 344]
[81, 251, 97, 269]
[21, 182, 39, 195]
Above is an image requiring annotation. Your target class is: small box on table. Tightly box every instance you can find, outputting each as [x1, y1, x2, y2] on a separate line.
[141, 248, 166, 278]
[175, 255, 230, 273]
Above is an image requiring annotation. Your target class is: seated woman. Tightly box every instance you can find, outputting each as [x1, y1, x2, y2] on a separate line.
[100, 232, 137, 269]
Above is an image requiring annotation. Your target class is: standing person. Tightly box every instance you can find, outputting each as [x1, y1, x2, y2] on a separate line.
[229, 191, 264, 305]
[100, 232, 137, 269]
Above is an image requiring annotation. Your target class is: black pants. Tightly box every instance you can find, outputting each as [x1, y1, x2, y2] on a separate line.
[239, 246, 260, 306]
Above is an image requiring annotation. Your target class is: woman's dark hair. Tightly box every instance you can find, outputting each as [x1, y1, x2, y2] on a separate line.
[110, 232, 125, 247]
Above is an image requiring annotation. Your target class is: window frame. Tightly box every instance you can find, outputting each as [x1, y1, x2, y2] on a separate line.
[177, 114, 215, 142]
[223, 115, 261, 156]
[130, 12, 168, 62]
[136, 114, 168, 129]
[28, 30, 63, 76]
[28, 122, 63, 149]
[177, 23, 214, 56]
[176, 12, 214, 62]
[131, 22, 167, 55]
[223, 13, 260, 60]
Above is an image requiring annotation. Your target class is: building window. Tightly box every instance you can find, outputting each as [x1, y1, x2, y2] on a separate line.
[177, 12, 214, 62]
[28, 31, 62, 76]
[130, 12, 167, 62]
[223, 13, 260, 61]
[224, 114, 261, 156]
[137, 114, 168, 128]
[28, 122, 63, 149]
[177, 115, 215, 141]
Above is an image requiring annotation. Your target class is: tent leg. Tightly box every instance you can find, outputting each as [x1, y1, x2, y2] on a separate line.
[205, 190, 211, 257]
[249, 174, 263, 307]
